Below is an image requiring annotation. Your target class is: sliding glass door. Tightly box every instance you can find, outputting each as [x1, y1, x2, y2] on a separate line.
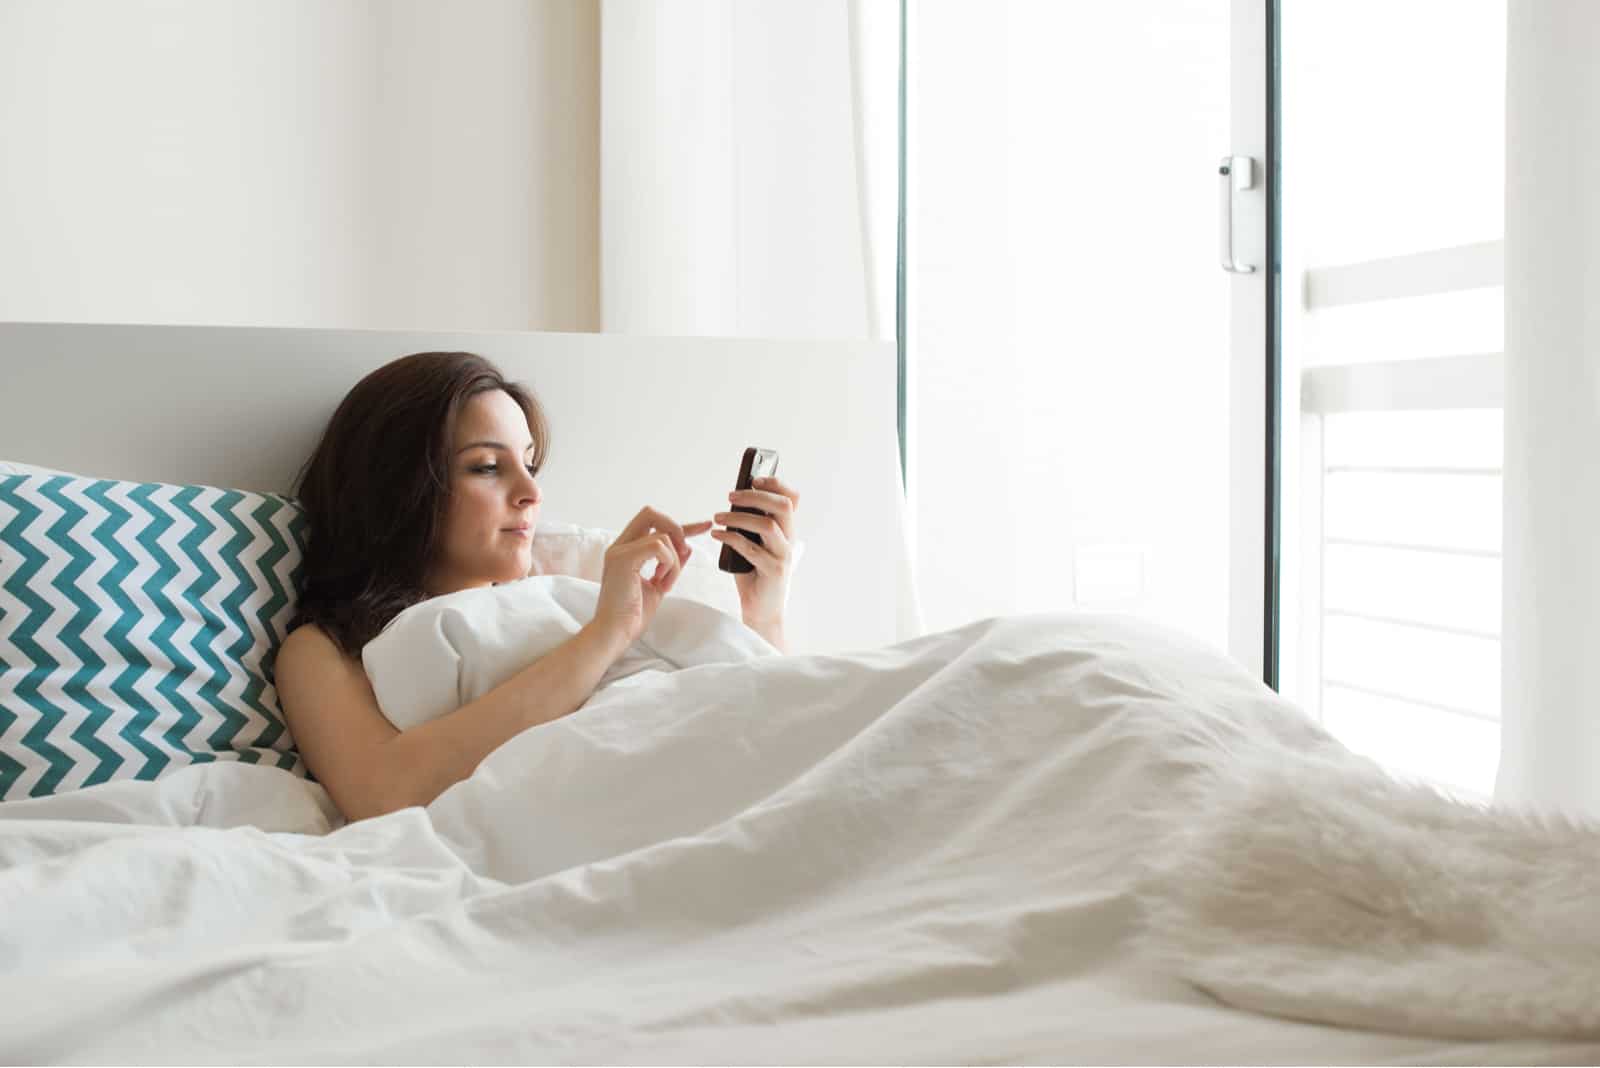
[905, 0, 1277, 675]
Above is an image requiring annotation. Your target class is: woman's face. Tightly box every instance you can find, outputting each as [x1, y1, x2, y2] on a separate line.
[425, 389, 542, 596]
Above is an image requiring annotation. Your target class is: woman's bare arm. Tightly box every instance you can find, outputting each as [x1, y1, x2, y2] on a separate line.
[276, 620, 631, 823]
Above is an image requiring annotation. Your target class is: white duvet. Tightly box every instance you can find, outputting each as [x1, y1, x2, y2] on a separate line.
[360, 576, 782, 732]
[2, 586, 1598, 1065]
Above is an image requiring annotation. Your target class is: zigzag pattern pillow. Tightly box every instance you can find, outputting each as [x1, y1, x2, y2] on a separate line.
[0, 472, 309, 801]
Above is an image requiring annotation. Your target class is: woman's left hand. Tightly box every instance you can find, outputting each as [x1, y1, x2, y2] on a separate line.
[710, 475, 801, 650]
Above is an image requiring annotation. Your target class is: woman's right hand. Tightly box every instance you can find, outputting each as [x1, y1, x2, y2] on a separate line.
[591, 507, 714, 647]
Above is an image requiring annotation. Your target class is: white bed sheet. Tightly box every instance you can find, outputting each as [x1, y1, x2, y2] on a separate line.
[2, 610, 1596, 1066]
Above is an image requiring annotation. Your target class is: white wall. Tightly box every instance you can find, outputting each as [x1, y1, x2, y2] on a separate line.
[0, 0, 599, 331]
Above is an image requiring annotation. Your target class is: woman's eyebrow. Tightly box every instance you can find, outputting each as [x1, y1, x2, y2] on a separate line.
[456, 441, 536, 455]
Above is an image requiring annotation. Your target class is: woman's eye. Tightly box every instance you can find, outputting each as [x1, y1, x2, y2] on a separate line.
[470, 464, 539, 476]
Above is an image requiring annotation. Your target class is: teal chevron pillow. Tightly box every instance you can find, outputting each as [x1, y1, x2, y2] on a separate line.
[0, 472, 310, 801]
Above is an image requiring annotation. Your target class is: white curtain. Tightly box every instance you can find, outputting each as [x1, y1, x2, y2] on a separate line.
[597, 0, 896, 341]
[1495, 0, 1600, 819]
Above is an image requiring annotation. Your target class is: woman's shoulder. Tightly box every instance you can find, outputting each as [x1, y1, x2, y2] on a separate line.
[283, 620, 329, 648]
[280, 622, 361, 672]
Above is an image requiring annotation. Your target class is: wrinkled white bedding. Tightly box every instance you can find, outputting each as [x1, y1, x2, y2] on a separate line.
[362, 576, 780, 732]
[2, 606, 1598, 1065]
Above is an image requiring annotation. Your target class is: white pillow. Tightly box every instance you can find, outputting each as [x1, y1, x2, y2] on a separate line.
[363, 574, 779, 732]
[530, 519, 804, 622]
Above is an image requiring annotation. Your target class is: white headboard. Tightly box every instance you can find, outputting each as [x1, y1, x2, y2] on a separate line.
[0, 321, 922, 656]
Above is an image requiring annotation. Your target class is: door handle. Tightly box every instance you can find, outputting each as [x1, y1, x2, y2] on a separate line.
[1219, 155, 1256, 274]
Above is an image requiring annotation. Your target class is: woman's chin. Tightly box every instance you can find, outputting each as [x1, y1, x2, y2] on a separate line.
[508, 545, 536, 579]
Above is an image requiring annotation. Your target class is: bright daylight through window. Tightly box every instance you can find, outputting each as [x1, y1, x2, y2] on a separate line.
[1279, 0, 1506, 801]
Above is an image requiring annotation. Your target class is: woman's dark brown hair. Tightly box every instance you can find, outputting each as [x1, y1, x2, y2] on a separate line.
[285, 351, 549, 660]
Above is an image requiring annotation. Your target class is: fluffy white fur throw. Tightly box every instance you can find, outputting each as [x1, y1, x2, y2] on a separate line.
[1133, 733, 1600, 1041]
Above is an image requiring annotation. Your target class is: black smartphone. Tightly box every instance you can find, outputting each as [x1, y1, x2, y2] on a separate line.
[719, 447, 780, 574]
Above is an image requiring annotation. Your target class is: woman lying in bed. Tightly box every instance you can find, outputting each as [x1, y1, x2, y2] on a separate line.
[274, 351, 803, 824]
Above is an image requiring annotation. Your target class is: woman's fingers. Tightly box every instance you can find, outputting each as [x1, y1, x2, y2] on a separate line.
[619, 507, 698, 561]
[649, 533, 680, 588]
[713, 507, 791, 576]
[728, 478, 798, 541]
[751, 476, 799, 509]
[715, 511, 786, 545]
[710, 528, 779, 575]
[620, 532, 676, 590]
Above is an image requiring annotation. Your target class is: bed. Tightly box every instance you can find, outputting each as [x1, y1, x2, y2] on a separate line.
[2, 321, 1597, 1065]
